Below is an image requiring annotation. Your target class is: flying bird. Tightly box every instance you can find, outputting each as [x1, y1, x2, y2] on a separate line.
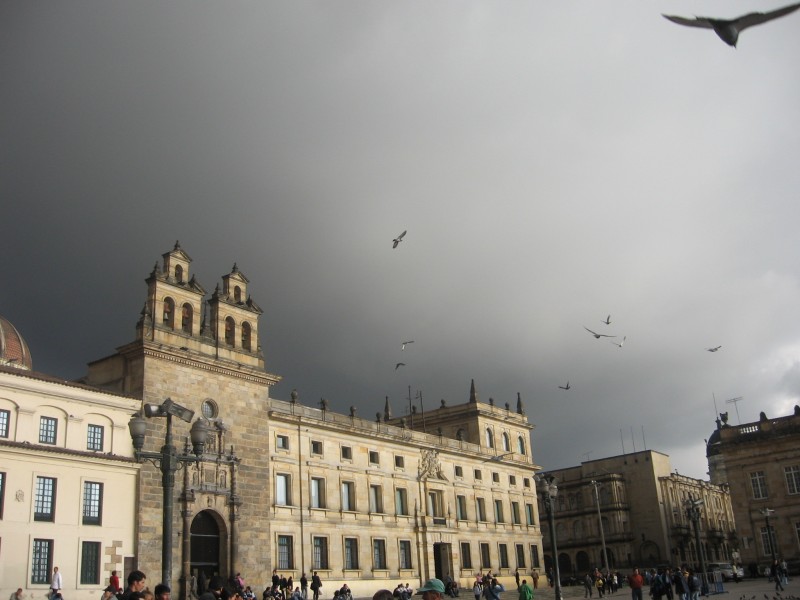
[395, 362, 406, 370]
[401, 340, 414, 350]
[707, 346, 722, 352]
[392, 230, 407, 248]
[602, 315, 611, 325]
[610, 336, 627, 348]
[584, 326, 616, 339]
[558, 381, 571, 390]
[662, 2, 800, 47]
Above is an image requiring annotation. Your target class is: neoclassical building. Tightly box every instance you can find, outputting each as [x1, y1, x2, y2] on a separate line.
[1, 243, 546, 600]
[0, 318, 141, 600]
[707, 408, 800, 574]
[542, 450, 736, 576]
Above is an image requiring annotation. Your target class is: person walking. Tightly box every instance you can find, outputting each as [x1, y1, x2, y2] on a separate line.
[300, 574, 308, 600]
[50, 567, 63, 600]
[518, 579, 534, 600]
[773, 560, 785, 592]
[627, 568, 644, 600]
[311, 572, 322, 600]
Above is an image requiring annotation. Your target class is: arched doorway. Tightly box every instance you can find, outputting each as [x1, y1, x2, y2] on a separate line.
[191, 510, 227, 586]
[558, 553, 572, 577]
[576, 551, 591, 573]
[639, 541, 661, 567]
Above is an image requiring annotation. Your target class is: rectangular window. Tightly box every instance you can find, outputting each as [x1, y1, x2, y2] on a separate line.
[455, 466, 463, 478]
[396, 488, 409, 516]
[39, 417, 57, 445]
[456, 495, 468, 520]
[761, 526, 777, 557]
[512, 501, 521, 525]
[516, 544, 526, 568]
[0, 471, 5, 519]
[369, 451, 380, 465]
[494, 499, 504, 523]
[80, 541, 101, 584]
[276, 435, 289, 450]
[526, 504, 535, 525]
[428, 490, 445, 523]
[35, 476, 56, 521]
[0, 409, 9, 438]
[369, 485, 384, 513]
[751, 471, 768, 499]
[276, 474, 291, 506]
[341, 481, 355, 511]
[395, 455, 405, 469]
[499, 543, 509, 569]
[530, 545, 540, 568]
[492, 472, 500, 483]
[509, 475, 517, 486]
[31, 539, 53, 584]
[311, 440, 323, 455]
[477, 498, 487, 522]
[523, 478, 531, 488]
[87, 424, 104, 451]
[344, 538, 359, 570]
[310, 477, 326, 509]
[82, 481, 103, 525]
[461, 542, 473, 569]
[474, 469, 482, 481]
[312, 537, 328, 570]
[399, 540, 413, 569]
[373, 539, 387, 570]
[480, 543, 491, 569]
[278, 535, 294, 569]
[341, 446, 352, 460]
[785, 465, 800, 495]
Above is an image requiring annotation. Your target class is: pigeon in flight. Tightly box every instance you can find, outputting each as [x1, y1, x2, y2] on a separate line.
[602, 315, 611, 325]
[401, 340, 414, 350]
[392, 230, 407, 248]
[707, 346, 722, 352]
[610, 336, 627, 348]
[395, 362, 406, 370]
[584, 326, 616, 339]
[663, 2, 800, 47]
[558, 381, 571, 390]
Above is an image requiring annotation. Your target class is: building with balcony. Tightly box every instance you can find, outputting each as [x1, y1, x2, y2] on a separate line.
[542, 450, 735, 577]
[707, 407, 800, 575]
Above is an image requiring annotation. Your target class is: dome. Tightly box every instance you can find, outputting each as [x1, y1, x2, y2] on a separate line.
[0, 316, 33, 370]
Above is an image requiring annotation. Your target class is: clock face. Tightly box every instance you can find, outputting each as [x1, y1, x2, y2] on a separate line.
[201, 399, 218, 419]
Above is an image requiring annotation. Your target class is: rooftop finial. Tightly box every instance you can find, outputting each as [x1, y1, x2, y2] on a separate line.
[469, 379, 478, 403]
[516, 392, 525, 415]
[174, 240, 181, 250]
[384, 396, 392, 421]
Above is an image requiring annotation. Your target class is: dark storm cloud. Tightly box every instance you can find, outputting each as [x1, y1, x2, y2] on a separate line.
[2, 1, 800, 479]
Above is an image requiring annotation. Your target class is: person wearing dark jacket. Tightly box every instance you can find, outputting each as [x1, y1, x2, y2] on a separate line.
[200, 576, 225, 600]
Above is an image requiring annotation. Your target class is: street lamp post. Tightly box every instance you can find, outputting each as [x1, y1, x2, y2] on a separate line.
[128, 398, 209, 588]
[760, 508, 777, 566]
[538, 475, 562, 600]
[685, 495, 708, 594]
[590, 480, 609, 573]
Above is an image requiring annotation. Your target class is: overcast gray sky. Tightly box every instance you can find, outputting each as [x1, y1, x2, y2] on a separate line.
[3, 1, 800, 480]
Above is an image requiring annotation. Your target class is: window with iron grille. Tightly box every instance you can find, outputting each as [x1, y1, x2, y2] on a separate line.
[312, 537, 328, 569]
[80, 541, 101, 584]
[87, 425, 104, 451]
[278, 535, 294, 569]
[372, 539, 387, 570]
[39, 417, 57, 445]
[35, 476, 56, 521]
[82, 481, 103, 525]
[344, 538, 359, 570]
[31, 539, 53, 584]
[0, 409, 9, 438]
[399, 540, 413, 569]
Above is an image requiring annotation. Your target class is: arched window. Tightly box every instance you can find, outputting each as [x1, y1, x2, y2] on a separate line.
[175, 265, 184, 283]
[163, 297, 175, 328]
[485, 428, 494, 449]
[599, 486, 611, 506]
[234, 286, 242, 302]
[517, 436, 526, 455]
[502, 432, 511, 452]
[573, 520, 583, 539]
[225, 317, 235, 347]
[181, 303, 192, 334]
[241, 322, 252, 351]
